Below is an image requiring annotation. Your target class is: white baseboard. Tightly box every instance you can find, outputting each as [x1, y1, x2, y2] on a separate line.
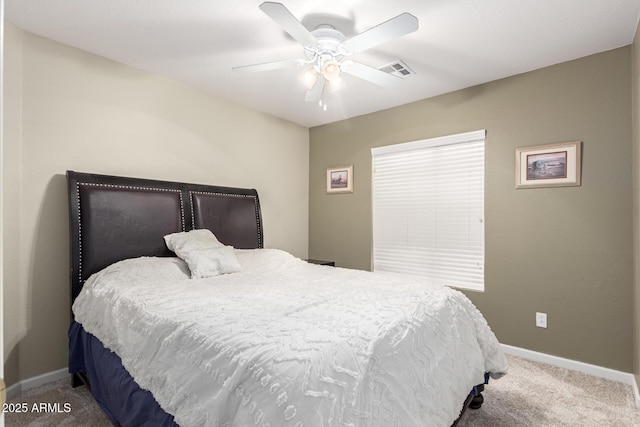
[5, 368, 69, 400]
[501, 344, 635, 385]
[503, 344, 640, 410]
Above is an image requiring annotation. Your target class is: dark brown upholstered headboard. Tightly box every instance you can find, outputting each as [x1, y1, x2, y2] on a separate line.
[67, 171, 263, 302]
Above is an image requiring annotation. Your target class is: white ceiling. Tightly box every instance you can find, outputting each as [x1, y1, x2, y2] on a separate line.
[6, 0, 640, 128]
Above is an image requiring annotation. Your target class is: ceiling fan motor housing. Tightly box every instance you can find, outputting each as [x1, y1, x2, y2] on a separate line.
[305, 25, 350, 79]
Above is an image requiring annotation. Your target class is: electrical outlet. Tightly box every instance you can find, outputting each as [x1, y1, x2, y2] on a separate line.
[536, 312, 547, 328]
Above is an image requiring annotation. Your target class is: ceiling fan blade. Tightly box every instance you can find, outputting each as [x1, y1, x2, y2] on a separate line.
[342, 12, 418, 54]
[259, 2, 318, 47]
[341, 61, 403, 88]
[232, 58, 302, 73]
[305, 78, 325, 102]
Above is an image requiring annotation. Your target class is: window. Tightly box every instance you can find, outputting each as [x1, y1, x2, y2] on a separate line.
[371, 130, 485, 291]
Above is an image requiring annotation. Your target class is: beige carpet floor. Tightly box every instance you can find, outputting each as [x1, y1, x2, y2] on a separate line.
[6, 354, 640, 426]
[458, 355, 640, 426]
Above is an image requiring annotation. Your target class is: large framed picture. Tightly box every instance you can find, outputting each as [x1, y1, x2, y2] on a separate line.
[515, 141, 582, 189]
[326, 165, 353, 194]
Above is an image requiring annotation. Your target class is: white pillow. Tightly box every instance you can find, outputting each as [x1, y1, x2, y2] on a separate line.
[181, 246, 242, 279]
[163, 229, 241, 278]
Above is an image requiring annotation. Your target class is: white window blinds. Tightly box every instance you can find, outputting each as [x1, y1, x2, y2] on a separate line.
[371, 130, 485, 291]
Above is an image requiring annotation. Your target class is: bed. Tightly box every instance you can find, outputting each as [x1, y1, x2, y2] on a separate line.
[67, 170, 507, 427]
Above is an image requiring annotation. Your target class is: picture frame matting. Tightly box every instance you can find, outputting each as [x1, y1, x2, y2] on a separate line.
[326, 165, 353, 194]
[515, 141, 582, 189]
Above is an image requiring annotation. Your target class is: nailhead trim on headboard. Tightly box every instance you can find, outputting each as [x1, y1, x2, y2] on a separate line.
[68, 171, 264, 304]
[189, 191, 263, 248]
[75, 182, 185, 285]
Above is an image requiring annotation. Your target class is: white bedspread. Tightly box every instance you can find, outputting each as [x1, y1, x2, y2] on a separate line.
[73, 249, 507, 427]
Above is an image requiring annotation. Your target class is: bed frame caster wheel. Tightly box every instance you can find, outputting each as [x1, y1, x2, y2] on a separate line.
[469, 392, 484, 410]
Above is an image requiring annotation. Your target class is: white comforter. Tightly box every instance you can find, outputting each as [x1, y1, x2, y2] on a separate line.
[73, 249, 507, 427]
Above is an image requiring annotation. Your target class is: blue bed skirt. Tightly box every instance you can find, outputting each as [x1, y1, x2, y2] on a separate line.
[68, 321, 178, 426]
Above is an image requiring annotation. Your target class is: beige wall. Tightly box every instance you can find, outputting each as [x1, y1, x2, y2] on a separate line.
[3, 22, 309, 386]
[632, 24, 640, 385]
[310, 47, 633, 372]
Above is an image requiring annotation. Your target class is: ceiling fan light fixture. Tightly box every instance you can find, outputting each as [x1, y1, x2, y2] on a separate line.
[303, 69, 318, 90]
[321, 60, 341, 81]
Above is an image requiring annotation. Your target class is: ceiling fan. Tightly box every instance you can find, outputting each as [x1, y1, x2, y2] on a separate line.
[233, 2, 419, 107]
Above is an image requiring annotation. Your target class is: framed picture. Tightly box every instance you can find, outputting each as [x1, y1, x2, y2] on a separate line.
[515, 141, 582, 189]
[326, 165, 353, 194]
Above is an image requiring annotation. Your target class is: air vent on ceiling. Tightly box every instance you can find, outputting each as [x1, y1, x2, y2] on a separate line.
[379, 60, 415, 78]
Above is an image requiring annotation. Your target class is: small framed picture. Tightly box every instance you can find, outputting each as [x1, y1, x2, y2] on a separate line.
[515, 141, 582, 189]
[326, 165, 353, 194]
